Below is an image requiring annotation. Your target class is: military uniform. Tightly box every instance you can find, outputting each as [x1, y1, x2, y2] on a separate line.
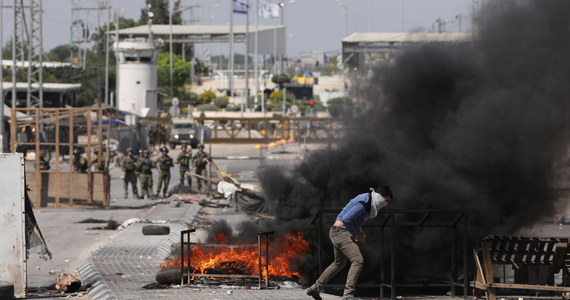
[138, 152, 155, 199]
[73, 154, 88, 173]
[148, 125, 157, 149]
[156, 149, 173, 197]
[122, 151, 139, 198]
[192, 147, 209, 192]
[177, 147, 192, 188]
[91, 153, 106, 171]
[135, 150, 144, 194]
[40, 156, 50, 170]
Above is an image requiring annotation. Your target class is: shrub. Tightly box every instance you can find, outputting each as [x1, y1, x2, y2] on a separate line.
[197, 104, 219, 111]
[213, 96, 229, 109]
[198, 90, 216, 103]
[327, 97, 350, 117]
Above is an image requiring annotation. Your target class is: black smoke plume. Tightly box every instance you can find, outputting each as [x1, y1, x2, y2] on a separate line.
[259, 0, 570, 284]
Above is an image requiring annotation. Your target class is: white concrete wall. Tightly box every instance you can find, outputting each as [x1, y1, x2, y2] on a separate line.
[0, 153, 26, 297]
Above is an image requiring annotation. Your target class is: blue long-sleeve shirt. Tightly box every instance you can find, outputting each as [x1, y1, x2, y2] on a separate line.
[336, 193, 371, 236]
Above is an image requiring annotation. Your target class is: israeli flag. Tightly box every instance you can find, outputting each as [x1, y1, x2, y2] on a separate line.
[233, 0, 249, 14]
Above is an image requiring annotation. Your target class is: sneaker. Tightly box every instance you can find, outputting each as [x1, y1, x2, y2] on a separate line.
[305, 287, 322, 300]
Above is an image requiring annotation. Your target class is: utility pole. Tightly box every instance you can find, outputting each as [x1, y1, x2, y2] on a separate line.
[12, 0, 27, 110]
[72, 1, 111, 105]
[5, 1, 43, 109]
[72, 1, 111, 69]
[26, 0, 43, 108]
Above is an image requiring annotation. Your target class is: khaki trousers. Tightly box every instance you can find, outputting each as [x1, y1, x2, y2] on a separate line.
[313, 227, 364, 298]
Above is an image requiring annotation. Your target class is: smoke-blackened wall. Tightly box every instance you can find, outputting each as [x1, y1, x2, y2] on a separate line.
[259, 0, 570, 283]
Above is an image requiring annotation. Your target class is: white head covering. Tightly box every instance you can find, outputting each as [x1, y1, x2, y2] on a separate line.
[369, 188, 388, 219]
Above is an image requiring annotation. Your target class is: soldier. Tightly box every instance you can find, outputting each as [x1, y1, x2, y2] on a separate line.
[155, 147, 173, 198]
[176, 143, 192, 189]
[39, 152, 50, 170]
[148, 125, 157, 149]
[192, 144, 210, 192]
[158, 124, 168, 148]
[122, 148, 139, 198]
[72, 148, 88, 173]
[135, 149, 144, 194]
[138, 150, 155, 199]
[91, 148, 107, 171]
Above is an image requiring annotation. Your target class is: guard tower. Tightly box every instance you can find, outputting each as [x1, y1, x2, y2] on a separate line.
[113, 38, 161, 117]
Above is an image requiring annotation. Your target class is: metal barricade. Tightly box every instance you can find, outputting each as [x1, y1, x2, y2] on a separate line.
[180, 229, 275, 288]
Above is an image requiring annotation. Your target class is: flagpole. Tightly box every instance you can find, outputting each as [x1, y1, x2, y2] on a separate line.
[245, 0, 250, 112]
[229, 0, 235, 111]
[255, 0, 261, 114]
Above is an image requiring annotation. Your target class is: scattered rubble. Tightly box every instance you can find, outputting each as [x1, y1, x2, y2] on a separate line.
[55, 274, 81, 293]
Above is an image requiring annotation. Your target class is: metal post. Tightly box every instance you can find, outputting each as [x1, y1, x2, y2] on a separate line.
[380, 216, 385, 298]
[279, 2, 284, 74]
[258, 234, 262, 288]
[34, 109, 40, 206]
[265, 235, 269, 287]
[105, 1, 110, 105]
[0, 0, 4, 153]
[96, 3, 102, 106]
[244, 0, 249, 112]
[317, 210, 323, 273]
[254, 0, 259, 112]
[463, 213, 468, 297]
[11, 0, 17, 110]
[451, 226, 456, 296]
[229, 0, 234, 105]
[282, 86, 286, 116]
[180, 231, 184, 285]
[391, 211, 396, 300]
[169, 9, 173, 100]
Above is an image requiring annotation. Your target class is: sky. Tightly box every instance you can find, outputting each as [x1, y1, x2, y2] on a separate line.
[1, 0, 476, 60]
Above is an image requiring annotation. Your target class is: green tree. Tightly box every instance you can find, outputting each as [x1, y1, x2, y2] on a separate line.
[327, 97, 350, 117]
[138, 0, 178, 25]
[271, 73, 291, 89]
[157, 52, 190, 87]
[46, 45, 72, 62]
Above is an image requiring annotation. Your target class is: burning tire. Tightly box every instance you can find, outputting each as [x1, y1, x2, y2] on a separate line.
[0, 281, 14, 299]
[156, 267, 188, 285]
[142, 225, 170, 236]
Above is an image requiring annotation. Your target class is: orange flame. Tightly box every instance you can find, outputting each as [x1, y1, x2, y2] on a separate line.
[161, 231, 309, 278]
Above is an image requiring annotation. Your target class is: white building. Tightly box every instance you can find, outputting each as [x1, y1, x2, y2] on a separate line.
[113, 38, 161, 117]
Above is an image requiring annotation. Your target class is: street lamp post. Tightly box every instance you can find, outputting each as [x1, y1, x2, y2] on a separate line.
[169, 5, 191, 101]
[169, 11, 174, 100]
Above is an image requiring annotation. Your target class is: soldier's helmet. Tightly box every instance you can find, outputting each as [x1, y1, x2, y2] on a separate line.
[73, 148, 82, 155]
[160, 147, 169, 153]
[181, 143, 188, 149]
[138, 149, 144, 155]
[143, 150, 150, 156]
[126, 147, 133, 154]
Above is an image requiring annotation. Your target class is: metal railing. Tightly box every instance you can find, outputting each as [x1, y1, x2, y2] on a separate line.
[195, 116, 343, 144]
[311, 209, 469, 299]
